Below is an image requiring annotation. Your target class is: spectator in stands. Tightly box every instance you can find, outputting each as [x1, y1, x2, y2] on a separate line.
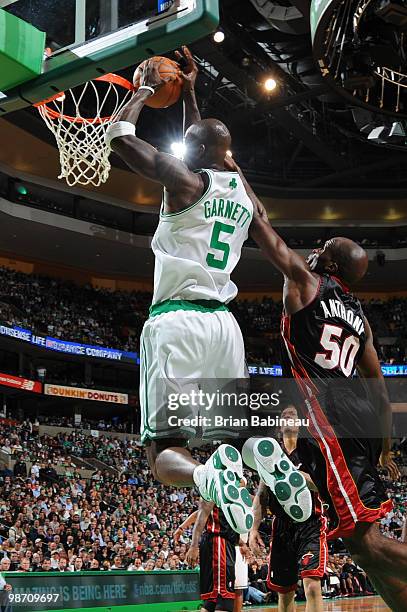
[8, 553, 19, 572]
[0, 411, 403, 602]
[341, 557, 371, 595]
[40, 558, 52, 572]
[58, 557, 69, 572]
[13, 458, 27, 478]
[111, 556, 123, 570]
[248, 558, 268, 593]
[18, 558, 31, 573]
[69, 557, 83, 572]
[128, 558, 143, 571]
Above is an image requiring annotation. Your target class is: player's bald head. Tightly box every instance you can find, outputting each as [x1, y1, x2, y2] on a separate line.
[186, 118, 231, 148]
[184, 119, 231, 169]
[307, 237, 368, 285]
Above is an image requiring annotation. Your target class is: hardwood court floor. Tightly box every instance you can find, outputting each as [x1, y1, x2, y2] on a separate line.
[250, 595, 390, 611]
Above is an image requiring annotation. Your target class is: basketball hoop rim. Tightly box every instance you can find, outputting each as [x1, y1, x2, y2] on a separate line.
[34, 73, 134, 124]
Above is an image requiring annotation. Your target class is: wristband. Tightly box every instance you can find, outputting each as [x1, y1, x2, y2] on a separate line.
[138, 85, 155, 95]
[105, 121, 136, 148]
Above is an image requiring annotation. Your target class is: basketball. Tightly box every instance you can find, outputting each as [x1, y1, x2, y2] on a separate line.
[133, 56, 182, 108]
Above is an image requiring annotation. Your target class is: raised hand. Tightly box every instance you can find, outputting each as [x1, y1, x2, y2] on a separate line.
[175, 46, 199, 91]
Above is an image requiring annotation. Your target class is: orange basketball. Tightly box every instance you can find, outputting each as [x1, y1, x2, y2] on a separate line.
[133, 56, 182, 109]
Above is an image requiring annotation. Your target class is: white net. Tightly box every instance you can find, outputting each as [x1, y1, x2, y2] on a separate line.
[36, 75, 134, 187]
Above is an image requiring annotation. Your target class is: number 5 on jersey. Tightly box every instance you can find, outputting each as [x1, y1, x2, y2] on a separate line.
[206, 221, 235, 270]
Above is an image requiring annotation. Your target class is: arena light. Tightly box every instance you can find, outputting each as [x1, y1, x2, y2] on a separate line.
[264, 78, 277, 92]
[366, 122, 406, 144]
[171, 142, 186, 159]
[213, 30, 225, 43]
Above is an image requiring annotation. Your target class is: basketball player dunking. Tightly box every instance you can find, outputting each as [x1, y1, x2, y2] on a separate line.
[228, 161, 407, 610]
[105, 49, 311, 535]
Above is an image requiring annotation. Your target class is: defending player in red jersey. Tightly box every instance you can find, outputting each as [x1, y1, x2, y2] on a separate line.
[185, 499, 249, 612]
[250, 406, 326, 612]
[228, 159, 407, 611]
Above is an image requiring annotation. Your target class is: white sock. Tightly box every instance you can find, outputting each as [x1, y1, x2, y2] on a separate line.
[193, 464, 206, 488]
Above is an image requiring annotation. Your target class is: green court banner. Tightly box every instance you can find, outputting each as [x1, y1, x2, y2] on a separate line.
[4, 570, 200, 610]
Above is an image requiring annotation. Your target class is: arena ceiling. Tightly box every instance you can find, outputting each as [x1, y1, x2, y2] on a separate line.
[1, 0, 407, 217]
[0, 118, 406, 226]
[0, 0, 406, 291]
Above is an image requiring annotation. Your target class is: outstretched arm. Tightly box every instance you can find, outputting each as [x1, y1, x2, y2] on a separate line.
[357, 318, 400, 480]
[175, 46, 201, 134]
[107, 58, 202, 207]
[225, 159, 318, 310]
[250, 196, 312, 285]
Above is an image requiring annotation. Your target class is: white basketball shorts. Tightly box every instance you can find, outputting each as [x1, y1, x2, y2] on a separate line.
[140, 305, 247, 444]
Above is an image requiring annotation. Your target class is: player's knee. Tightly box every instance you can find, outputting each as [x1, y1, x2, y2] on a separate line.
[278, 591, 295, 609]
[304, 578, 321, 600]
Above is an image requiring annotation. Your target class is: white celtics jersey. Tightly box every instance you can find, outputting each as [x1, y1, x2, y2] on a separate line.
[151, 169, 254, 305]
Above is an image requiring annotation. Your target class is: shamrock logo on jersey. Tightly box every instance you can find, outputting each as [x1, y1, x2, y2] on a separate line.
[229, 178, 237, 189]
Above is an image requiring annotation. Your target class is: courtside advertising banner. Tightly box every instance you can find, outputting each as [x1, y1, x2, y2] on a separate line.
[44, 384, 128, 404]
[248, 363, 407, 377]
[0, 372, 41, 393]
[4, 570, 200, 610]
[0, 324, 139, 364]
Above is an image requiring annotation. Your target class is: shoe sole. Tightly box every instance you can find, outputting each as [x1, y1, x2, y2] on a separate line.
[244, 437, 312, 522]
[207, 444, 254, 534]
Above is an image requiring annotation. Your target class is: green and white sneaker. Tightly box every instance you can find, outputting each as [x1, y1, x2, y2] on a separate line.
[194, 444, 253, 534]
[242, 437, 312, 522]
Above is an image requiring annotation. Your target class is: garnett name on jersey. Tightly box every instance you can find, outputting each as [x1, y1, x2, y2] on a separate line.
[320, 299, 365, 336]
[204, 198, 252, 228]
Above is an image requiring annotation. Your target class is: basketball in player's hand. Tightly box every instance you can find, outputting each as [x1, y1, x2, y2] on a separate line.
[133, 56, 182, 108]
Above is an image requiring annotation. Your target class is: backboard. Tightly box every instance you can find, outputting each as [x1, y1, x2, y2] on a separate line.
[0, 0, 219, 115]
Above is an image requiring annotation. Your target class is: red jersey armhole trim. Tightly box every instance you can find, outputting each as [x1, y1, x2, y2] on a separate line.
[331, 275, 350, 293]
